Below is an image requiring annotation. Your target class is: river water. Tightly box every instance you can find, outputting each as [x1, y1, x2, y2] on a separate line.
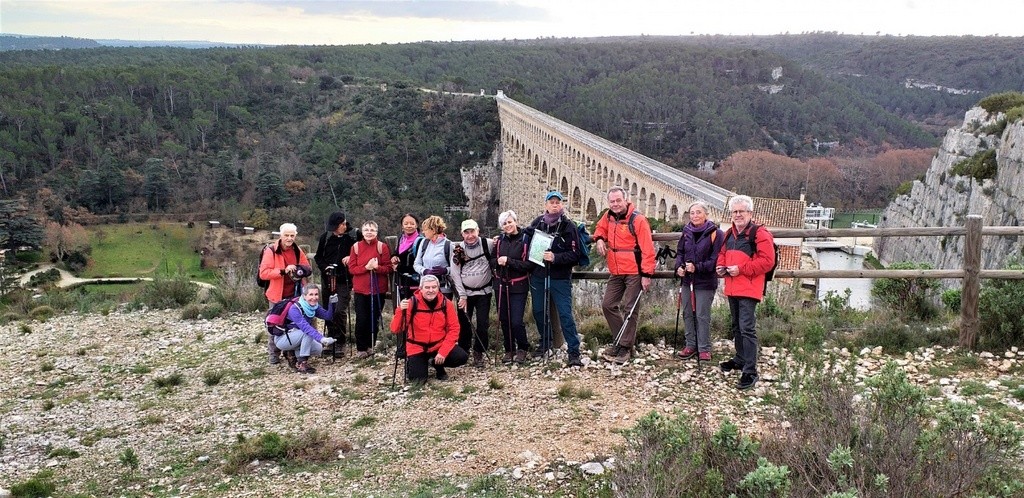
[814, 249, 873, 310]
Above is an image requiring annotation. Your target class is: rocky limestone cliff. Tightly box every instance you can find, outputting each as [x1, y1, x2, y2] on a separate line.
[877, 107, 1024, 278]
[460, 142, 502, 232]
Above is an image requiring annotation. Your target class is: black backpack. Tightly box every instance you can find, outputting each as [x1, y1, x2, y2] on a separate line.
[725, 224, 780, 283]
[256, 243, 301, 289]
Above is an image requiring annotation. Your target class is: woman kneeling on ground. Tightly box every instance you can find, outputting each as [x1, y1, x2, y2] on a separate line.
[391, 274, 468, 383]
[275, 283, 337, 374]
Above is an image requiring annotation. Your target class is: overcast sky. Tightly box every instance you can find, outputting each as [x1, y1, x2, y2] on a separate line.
[3, 0, 1023, 45]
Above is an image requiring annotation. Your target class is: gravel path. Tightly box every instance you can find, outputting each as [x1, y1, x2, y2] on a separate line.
[1, 309, 1021, 496]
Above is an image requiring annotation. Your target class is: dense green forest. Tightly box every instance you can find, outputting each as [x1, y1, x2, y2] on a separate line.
[2, 35, 1022, 239]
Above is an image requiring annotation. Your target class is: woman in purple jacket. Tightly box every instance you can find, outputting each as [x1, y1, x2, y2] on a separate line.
[274, 283, 337, 374]
[674, 201, 725, 362]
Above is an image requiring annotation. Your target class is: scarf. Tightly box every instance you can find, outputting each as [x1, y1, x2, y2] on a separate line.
[542, 209, 563, 227]
[399, 232, 418, 254]
[298, 296, 318, 318]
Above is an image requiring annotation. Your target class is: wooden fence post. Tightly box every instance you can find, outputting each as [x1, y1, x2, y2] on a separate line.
[960, 215, 982, 349]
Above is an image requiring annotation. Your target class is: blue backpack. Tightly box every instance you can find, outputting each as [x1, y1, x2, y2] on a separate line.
[574, 221, 592, 268]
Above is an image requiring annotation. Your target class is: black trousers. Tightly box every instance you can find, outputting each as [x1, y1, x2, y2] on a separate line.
[457, 293, 492, 352]
[324, 280, 352, 344]
[353, 293, 385, 352]
[406, 345, 468, 383]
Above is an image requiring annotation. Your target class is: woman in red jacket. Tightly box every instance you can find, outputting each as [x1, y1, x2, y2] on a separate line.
[348, 221, 393, 359]
[391, 274, 468, 383]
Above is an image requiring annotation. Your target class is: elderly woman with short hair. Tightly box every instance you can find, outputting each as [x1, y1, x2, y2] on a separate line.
[275, 283, 337, 374]
[347, 220, 393, 359]
[491, 210, 532, 365]
[674, 201, 725, 362]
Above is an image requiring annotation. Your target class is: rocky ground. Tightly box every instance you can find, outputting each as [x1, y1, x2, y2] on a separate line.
[1, 310, 1023, 497]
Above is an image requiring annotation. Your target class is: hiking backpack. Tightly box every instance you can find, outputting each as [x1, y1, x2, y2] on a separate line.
[256, 243, 301, 290]
[725, 224, 780, 283]
[574, 221, 592, 268]
[265, 297, 301, 336]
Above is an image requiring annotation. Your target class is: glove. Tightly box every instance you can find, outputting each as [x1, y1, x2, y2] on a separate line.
[321, 337, 336, 346]
[329, 294, 339, 305]
[426, 266, 447, 276]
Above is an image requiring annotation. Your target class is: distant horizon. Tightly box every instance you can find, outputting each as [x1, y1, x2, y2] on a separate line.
[3, 0, 1023, 47]
[3, 31, 1024, 49]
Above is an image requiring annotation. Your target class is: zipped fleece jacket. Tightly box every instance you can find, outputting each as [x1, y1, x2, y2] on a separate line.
[347, 240, 393, 295]
[716, 222, 776, 301]
[390, 290, 460, 358]
[491, 230, 532, 293]
[592, 203, 657, 277]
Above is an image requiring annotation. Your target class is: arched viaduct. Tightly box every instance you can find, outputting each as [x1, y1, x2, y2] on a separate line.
[494, 92, 805, 270]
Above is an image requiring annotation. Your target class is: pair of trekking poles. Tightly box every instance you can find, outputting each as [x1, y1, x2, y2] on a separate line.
[673, 263, 703, 371]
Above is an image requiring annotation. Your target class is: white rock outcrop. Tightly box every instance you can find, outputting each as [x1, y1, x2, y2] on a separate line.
[877, 107, 1024, 281]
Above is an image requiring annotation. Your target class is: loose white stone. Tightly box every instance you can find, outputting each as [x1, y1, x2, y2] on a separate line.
[580, 462, 605, 475]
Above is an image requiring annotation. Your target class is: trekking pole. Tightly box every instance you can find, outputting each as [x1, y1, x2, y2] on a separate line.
[613, 289, 645, 347]
[391, 303, 407, 389]
[542, 265, 551, 361]
[330, 270, 338, 363]
[690, 280, 701, 371]
[673, 275, 683, 347]
[370, 271, 378, 357]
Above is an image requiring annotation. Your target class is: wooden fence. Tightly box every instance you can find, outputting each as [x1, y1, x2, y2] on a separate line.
[573, 215, 1024, 349]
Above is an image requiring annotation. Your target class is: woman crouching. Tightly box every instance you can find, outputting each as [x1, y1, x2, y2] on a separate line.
[275, 283, 337, 374]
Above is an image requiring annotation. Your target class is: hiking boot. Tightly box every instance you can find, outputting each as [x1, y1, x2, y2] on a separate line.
[602, 345, 630, 364]
[698, 351, 712, 362]
[501, 352, 515, 365]
[473, 351, 485, 368]
[676, 347, 697, 360]
[269, 353, 281, 365]
[566, 352, 583, 368]
[720, 359, 741, 372]
[513, 350, 528, 365]
[532, 349, 550, 361]
[284, 351, 298, 372]
[296, 361, 316, 375]
[355, 350, 373, 360]
[737, 373, 759, 390]
[435, 367, 449, 381]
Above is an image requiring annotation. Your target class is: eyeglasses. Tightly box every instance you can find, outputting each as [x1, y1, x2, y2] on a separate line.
[730, 210, 750, 215]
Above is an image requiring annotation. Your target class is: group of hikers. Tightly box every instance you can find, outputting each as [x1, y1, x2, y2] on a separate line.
[258, 187, 775, 390]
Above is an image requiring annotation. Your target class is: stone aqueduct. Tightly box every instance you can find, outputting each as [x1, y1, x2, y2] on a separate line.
[496, 93, 735, 224]
[493, 93, 805, 270]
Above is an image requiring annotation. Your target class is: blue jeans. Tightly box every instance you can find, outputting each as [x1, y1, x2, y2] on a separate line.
[530, 275, 580, 355]
[728, 296, 759, 374]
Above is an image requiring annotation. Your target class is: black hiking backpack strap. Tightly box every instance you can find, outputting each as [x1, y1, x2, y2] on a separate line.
[405, 294, 449, 349]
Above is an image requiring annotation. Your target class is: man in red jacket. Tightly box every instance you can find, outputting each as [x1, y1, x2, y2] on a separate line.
[391, 274, 468, 383]
[593, 186, 657, 364]
[716, 195, 775, 390]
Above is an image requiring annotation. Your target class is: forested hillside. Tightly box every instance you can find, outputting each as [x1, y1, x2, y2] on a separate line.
[0, 47, 497, 232]
[684, 33, 1024, 131]
[3, 36, 1019, 233]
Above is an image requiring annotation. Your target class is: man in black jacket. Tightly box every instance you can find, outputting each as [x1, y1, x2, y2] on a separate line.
[529, 191, 583, 367]
[314, 212, 355, 356]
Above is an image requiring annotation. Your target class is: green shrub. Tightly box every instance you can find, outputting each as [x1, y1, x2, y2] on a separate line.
[950, 148, 998, 181]
[153, 372, 184, 390]
[136, 275, 198, 309]
[737, 458, 792, 498]
[978, 91, 1024, 114]
[1006, 105, 1024, 124]
[224, 430, 352, 474]
[203, 370, 225, 386]
[27, 268, 62, 287]
[28, 305, 55, 321]
[871, 262, 940, 321]
[941, 288, 962, 312]
[9, 470, 56, 498]
[979, 264, 1024, 350]
[893, 180, 913, 197]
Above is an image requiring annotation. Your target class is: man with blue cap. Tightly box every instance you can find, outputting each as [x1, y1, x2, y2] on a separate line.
[527, 190, 584, 367]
